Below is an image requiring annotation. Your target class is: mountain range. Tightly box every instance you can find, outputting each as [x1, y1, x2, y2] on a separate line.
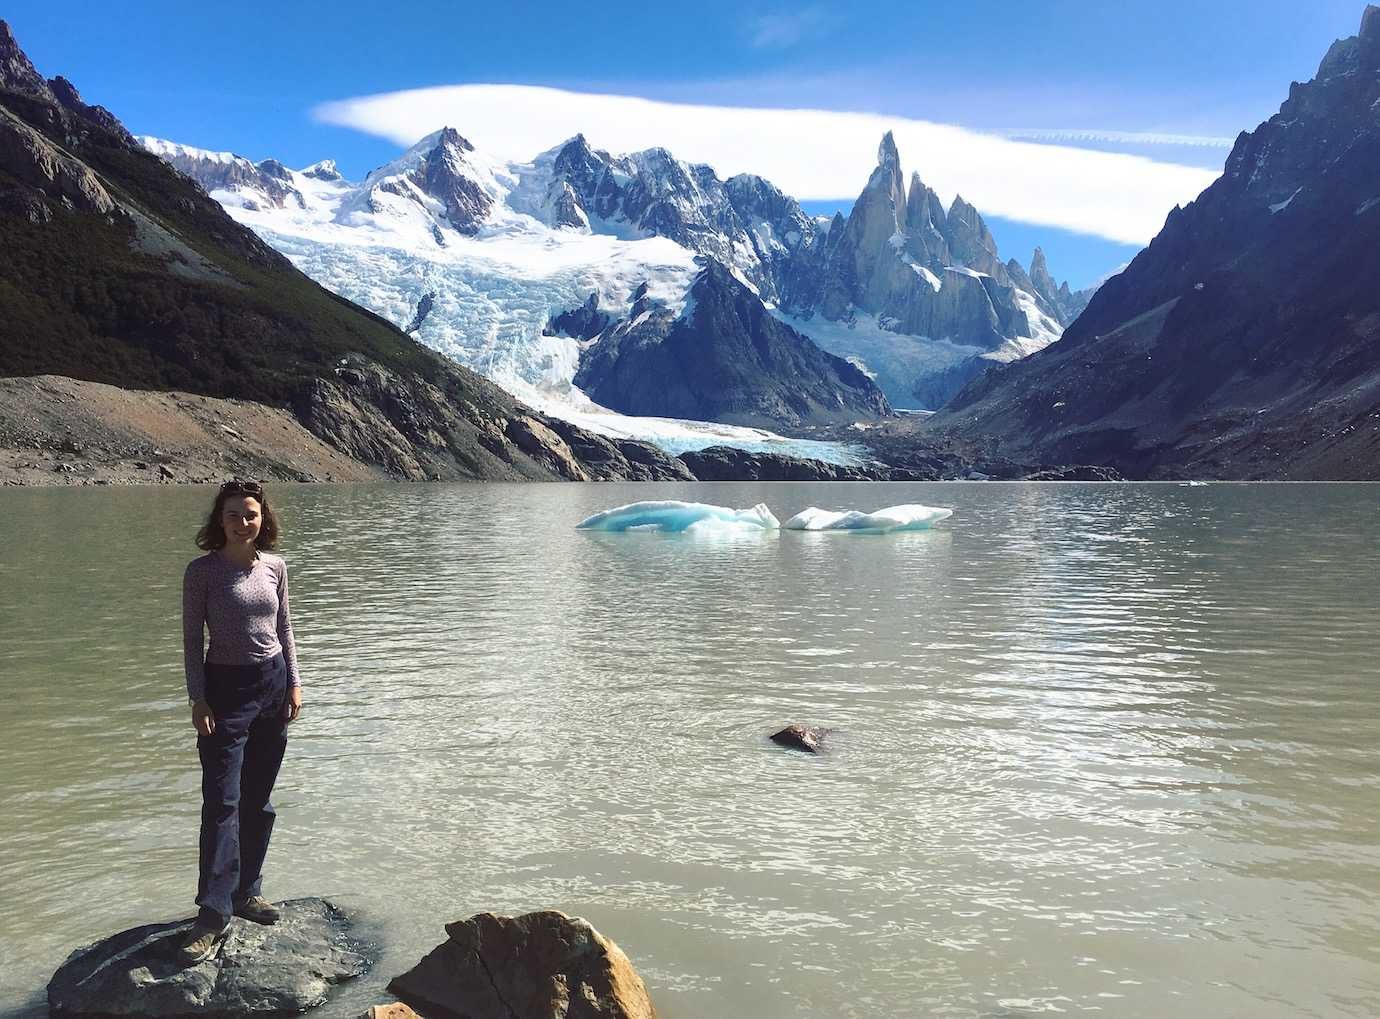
[3, 7, 1377, 482]
[141, 119, 1092, 425]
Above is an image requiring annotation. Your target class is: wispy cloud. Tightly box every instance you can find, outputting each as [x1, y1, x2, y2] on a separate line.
[748, 6, 832, 49]
[1002, 128, 1235, 148]
[313, 84, 1221, 245]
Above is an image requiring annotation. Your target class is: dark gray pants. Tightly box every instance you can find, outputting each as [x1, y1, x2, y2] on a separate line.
[196, 653, 288, 927]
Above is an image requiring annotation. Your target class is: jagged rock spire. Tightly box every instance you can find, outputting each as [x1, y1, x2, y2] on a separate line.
[944, 194, 1002, 276]
[903, 170, 950, 264]
[1362, 5, 1380, 39]
[1029, 246, 1059, 303]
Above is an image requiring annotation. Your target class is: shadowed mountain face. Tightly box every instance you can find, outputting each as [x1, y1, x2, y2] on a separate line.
[572, 260, 892, 428]
[0, 20, 693, 481]
[931, 7, 1380, 480]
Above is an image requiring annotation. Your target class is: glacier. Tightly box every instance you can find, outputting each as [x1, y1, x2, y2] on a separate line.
[170, 138, 867, 465]
[782, 504, 954, 533]
[576, 500, 781, 533]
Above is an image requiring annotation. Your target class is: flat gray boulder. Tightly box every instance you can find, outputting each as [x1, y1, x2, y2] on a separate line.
[389, 910, 657, 1019]
[48, 897, 370, 1017]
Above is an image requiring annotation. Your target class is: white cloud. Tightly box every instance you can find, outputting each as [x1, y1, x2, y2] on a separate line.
[313, 84, 1221, 245]
[1002, 128, 1235, 148]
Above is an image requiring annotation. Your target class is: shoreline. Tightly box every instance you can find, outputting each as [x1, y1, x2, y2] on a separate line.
[0, 375, 385, 488]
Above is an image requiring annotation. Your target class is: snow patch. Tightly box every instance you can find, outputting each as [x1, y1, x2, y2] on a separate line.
[845, 356, 877, 379]
[1269, 187, 1302, 213]
[139, 136, 246, 166]
[1355, 196, 1380, 216]
[911, 263, 943, 292]
[944, 265, 989, 280]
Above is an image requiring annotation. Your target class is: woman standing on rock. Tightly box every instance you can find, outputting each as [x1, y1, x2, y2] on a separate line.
[178, 480, 302, 964]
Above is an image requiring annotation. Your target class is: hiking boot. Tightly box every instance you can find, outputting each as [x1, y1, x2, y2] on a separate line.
[233, 895, 281, 924]
[177, 921, 226, 966]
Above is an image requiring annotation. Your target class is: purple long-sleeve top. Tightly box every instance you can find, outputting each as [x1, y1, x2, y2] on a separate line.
[182, 551, 302, 701]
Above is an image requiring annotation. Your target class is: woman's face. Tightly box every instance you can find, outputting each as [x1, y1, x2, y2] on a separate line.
[221, 496, 263, 546]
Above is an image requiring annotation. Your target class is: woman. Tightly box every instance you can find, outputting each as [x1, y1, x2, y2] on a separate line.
[178, 480, 303, 964]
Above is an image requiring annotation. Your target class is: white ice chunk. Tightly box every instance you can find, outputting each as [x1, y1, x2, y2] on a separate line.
[576, 500, 780, 533]
[782, 504, 953, 533]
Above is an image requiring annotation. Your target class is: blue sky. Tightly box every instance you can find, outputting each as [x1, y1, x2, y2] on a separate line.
[4, 1, 1368, 286]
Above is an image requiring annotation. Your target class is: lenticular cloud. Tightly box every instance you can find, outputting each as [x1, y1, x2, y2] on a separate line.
[575, 500, 953, 535]
[313, 83, 1219, 245]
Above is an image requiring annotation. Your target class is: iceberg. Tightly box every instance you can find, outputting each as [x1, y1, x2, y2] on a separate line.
[576, 500, 781, 534]
[782, 504, 953, 534]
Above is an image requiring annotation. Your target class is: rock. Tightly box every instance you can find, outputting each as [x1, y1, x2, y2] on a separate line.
[545, 293, 610, 341]
[363, 1005, 421, 1019]
[770, 724, 827, 753]
[678, 445, 880, 482]
[389, 910, 657, 1019]
[0, 107, 117, 214]
[1022, 465, 1124, 481]
[504, 414, 590, 481]
[47, 897, 370, 1017]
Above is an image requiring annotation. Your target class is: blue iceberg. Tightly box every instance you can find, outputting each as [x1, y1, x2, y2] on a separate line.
[782, 504, 953, 534]
[576, 500, 781, 534]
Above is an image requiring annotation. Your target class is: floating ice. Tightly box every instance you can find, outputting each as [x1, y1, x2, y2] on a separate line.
[576, 500, 780, 534]
[782, 504, 953, 534]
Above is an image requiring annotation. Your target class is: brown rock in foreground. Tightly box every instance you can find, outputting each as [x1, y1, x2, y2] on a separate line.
[363, 1005, 422, 1019]
[389, 911, 656, 1019]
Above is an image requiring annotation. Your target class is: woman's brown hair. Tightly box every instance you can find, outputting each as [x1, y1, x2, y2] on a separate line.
[195, 480, 281, 551]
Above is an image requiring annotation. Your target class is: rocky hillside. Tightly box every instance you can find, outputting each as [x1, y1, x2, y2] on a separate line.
[0, 20, 692, 482]
[931, 7, 1380, 480]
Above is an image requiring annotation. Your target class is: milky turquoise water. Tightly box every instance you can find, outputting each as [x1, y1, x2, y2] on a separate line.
[1, 482, 1377, 1018]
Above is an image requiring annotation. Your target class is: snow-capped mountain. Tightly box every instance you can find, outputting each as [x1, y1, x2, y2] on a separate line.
[776, 133, 1092, 406]
[143, 125, 1091, 427]
[138, 137, 306, 211]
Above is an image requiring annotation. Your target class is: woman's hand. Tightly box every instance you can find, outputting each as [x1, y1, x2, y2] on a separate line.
[191, 699, 215, 736]
[285, 685, 302, 723]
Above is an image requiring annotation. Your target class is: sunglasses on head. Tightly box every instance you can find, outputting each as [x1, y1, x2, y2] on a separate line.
[220, 479, 264, 496]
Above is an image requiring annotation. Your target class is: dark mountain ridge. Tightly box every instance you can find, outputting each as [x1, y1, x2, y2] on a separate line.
[931, 6, 1380, 480]
[571, 259, 892, 428]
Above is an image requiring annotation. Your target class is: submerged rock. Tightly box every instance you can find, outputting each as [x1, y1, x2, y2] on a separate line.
[770, 724, 828, 753]
[47, 898, 370, 1017]
[389, 910, 657, 1019]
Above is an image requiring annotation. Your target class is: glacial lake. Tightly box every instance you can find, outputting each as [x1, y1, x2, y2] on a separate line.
[1, 481, 1378, 1018]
